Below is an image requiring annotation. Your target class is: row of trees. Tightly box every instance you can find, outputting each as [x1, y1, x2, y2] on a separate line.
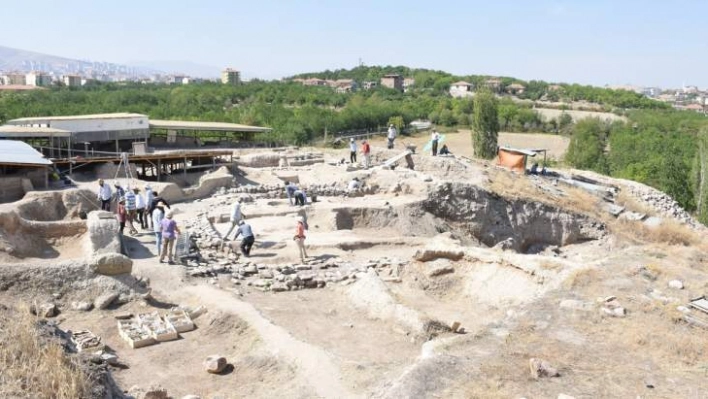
[0, 82, 596, 145]
[565, 111, 708, 222]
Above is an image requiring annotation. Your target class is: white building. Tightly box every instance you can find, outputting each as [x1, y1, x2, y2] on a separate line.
[450, 81, 474, 98]
[5, 113, 150, 152]
[26, 71, 53, 87]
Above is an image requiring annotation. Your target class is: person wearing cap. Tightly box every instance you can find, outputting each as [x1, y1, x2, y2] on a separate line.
[113, 182, 125, 210]
[97, 179, 112, 211]
[124, 187, 139, 235]
[231, 220, 255, 257]
[116, 197, 128, 235]
[149, 191, 171, 216]
[293, 217, 308, 262]
[387, 124, 397, 149]
[159, 210, 180, 265]
[349, 138, 357, 163]
[152, 201, 166, 255]
[144, 185, 154, 229]
[361, 140, 371, 169]
[134, 187, 147, 230]
[224, 197, 244, 240]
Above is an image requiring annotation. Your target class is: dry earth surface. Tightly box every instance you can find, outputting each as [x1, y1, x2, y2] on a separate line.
[0, 139, 707, 399]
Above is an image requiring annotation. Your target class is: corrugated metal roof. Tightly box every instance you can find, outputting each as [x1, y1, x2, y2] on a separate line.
[0, 125, 72, 138]
[7, 113, 147, 123]
[149, 120, 271, 132]
[0, 140, 53, 166]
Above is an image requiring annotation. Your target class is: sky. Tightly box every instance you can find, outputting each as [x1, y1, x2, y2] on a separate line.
[1, 0, 706, 88]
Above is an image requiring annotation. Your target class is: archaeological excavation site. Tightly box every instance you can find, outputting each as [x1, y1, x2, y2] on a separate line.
[1, 143, 707, 399]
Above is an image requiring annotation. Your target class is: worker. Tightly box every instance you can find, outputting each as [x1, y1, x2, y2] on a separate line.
[439, 144, 451, 156]
[134, 187, 147, 230]
[361, 140, 371, 169]
[113, 182, 125, 209]
[123, 186, 139, 235]
[293, 217, 308, 263]
[116, 197, 127, 235]
[97, 179, 112, 211]
[159, 210, 180, 265]
[144, 185, 155, 229]
[387, 124, 397, 149]
[293, 188, 306, 206]
[285, 181, 298, 206]
[152, 201, 166, 255]
[348, 177, 361, 191]
[232, 220, 255, 257]
[431, 130, 440, 156]
[349, 138, 357, 163]
[224, 198, 244, 240]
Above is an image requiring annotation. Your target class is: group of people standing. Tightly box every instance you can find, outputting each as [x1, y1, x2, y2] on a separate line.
[221, 195, 310, 263]
[97, 179, 179, 264]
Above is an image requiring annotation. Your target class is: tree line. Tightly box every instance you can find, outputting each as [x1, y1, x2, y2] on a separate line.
[564, 111, 708, 223]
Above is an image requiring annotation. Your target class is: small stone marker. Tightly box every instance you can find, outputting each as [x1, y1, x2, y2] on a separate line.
[204, 355, 227, 374]
[450, 321, 461, 333]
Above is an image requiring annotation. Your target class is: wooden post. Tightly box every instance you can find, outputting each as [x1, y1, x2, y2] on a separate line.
[157, 159, 161, 182]
[184, 156, 187, 179]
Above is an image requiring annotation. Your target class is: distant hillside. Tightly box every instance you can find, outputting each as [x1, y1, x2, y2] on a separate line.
[0, 44, 159, 77]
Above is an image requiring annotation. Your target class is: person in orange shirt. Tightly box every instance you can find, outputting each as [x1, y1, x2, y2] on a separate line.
[293, 217, 308, 262]
[361, 140, 371, 169]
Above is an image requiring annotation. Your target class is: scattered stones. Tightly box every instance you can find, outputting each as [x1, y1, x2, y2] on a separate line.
[529, 358, 560, 379]
[72, 301, 94, 311]
[203, 355, 227, 374]
[668, 280, 684, 290]
[94, 292, 120, 310]
[100, 352, 120, 366]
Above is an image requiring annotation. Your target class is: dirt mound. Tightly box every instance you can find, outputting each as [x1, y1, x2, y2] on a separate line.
[16, 190, 97, 222]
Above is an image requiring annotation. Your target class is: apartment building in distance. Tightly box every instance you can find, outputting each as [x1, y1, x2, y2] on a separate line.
[380, 74, 404, 91]
[62, 75, 82, 87]
[26, 71, 53, 87]
[221, 68, 241, 85]
[1, 73, 27, 85]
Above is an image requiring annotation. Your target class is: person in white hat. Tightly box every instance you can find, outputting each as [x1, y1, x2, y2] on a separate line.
[387, 124, 397, 149]
[159, 209, 180, 265]
[349, 138, 357, 163]
[144, 185, 154, 229]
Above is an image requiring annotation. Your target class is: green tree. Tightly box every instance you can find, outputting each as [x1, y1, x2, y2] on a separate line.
[693, 128, 708, 224]
[565, 118, 609, 173]
[472, 90, 499, 159]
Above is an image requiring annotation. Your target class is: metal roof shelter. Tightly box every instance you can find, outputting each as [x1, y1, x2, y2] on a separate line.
[149, 120, 271, 132]
[6, 113, 146, 124]
[0, 125, 72, 138]
[0, 140, 53, 166]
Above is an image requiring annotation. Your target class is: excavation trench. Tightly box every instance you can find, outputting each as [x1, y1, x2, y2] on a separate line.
[321, 182, 606, 253]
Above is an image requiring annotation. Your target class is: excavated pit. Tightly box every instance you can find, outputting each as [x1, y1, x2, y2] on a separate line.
[0, 190, 95, 261]
[421, 182, 607, 253]
[318, 182, 606, 254]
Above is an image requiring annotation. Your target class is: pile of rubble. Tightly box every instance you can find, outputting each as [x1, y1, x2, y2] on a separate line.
[184, 251, 408, 293]
[622, 180, 703, 229]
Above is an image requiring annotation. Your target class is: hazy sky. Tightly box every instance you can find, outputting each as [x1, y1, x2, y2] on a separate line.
[1, 0, 705, 87]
